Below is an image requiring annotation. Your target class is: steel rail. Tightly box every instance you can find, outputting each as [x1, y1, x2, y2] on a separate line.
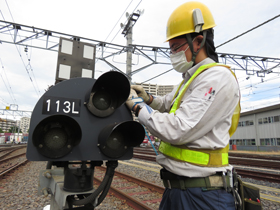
[0, 159, 28, 177]
[0, 148, 19, 159]
[94, 177, 154, 210]
[236, 168, 280, 183]
[94, 166, 158, 210]
[0, 153, 26, 164]
[97, 162, 280, 205]
[97, 166, 165, 194]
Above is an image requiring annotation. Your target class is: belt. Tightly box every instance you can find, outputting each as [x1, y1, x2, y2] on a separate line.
[161, 169, 230, 190]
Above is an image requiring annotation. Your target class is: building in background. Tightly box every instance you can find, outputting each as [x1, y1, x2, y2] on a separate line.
[19, 117, 30, 133]
[137, 83, 157, 96]
[132, 83, 280, 151]
[0, 118, 16, 132]
[230, 103, 280, 151]
[0, 117, 30, 134]
[0, 117, 30, 143]
[157, 85, 175, 96]
[135, 83, 175, 96]
[134, 83, 175, 144]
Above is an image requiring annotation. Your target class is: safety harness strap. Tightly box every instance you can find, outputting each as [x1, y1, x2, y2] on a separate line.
[159, 63, 241, 167]
[159, 142, 229, 167]
[170, 62, 240, 136]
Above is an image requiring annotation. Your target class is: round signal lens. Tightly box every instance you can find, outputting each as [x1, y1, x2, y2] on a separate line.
[92, 90, 111, 110]
[44, 128, 68, 150]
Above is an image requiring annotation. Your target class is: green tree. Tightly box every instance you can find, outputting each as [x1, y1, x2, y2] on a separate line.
[0, 128, 3, 133]
[8, 126, 22, 133]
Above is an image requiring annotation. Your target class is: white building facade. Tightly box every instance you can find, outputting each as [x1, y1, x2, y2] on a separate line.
[20, 117, 30, 133]
[230, 104, 280, 151]
[135, 83, 175, 96]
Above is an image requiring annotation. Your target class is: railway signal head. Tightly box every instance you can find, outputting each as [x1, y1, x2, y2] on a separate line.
[26, 71, 145, 161]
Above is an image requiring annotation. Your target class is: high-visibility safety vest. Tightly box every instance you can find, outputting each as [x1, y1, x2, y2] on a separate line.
[158, 63, 241, 167]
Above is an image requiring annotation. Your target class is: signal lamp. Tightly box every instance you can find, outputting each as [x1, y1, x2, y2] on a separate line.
[87, 71, 130, 117]
[32, 115, 81, 159]
[98, 121, 145, 158]
[27, 71, 144, 161]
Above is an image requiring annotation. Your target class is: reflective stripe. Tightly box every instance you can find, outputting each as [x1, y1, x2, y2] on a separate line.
[229, 101, 240, 137]
[159, 141, 229, 167]
[222, 153, 229, 165]
[159, 63, 240, 167]
[159, 142, 209, 165]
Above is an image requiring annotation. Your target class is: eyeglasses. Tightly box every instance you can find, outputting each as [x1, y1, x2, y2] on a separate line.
[169, 41, 188, 55]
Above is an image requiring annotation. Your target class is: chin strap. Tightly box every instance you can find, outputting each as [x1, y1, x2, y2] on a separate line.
[186, 30, 207, 64]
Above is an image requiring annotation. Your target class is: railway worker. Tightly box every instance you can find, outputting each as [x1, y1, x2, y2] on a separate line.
[126, 1, 241, 210]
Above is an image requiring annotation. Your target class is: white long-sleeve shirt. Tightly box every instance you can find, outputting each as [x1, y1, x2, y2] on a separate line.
[138, 58, 240, 177]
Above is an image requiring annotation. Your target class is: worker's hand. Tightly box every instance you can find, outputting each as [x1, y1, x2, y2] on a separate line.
[126, 88, 145, 111]
[131, 85, 153, 104]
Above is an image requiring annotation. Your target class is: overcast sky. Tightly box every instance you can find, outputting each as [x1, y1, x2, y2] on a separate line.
[0, 0, 280, 120]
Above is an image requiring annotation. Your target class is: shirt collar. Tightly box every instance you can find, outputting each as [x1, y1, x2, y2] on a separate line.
[183, 58, 216, 80]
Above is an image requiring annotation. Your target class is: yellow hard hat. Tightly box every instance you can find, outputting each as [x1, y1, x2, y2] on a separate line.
[166, 1, 216, 41]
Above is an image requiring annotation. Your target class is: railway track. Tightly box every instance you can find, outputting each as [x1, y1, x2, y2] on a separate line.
[236, 168, 280, 183]
[95, 166, 163, 210]
[0, 146, 28, 177]
[96, 160, 280, 207]
[133, 147, 280, 184]
[0, 159, 28, 176]
[0, 145, 279, 208]
[134, 147, 280, 168]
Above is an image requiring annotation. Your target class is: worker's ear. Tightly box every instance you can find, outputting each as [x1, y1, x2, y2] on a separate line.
[194, 35, 204, 51]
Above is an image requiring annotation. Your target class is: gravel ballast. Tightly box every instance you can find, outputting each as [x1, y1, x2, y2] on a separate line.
[0, 159, 279, 209]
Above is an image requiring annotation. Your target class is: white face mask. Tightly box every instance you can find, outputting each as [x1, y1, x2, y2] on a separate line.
[170, 38, 196, 73]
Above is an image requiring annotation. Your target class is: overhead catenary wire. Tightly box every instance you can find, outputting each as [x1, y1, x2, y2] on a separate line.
[96, 0, 135, 64]
[239, 75, 280, 109]
[243, 86, 280, 97]
[244, 94, 279, 106]
[0, 1, 279, 113]
[142, 14, 280, 84]
[104, 0, 134, 43]
[0, 58, 17, 104]
[109, 0, 142, 44]
[4, 0, 14, 22]
[96, 0, 143, 66]
[242, 94, 280, 111]
[141, 67, 174, 84]
[216, 14, 280, 48]
[1, 2, 41, 97]
[0, 97, 9, 106]
[240, 74, 280, 91]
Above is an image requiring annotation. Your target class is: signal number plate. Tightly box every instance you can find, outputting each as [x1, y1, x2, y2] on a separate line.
[42, 96, 81, 116]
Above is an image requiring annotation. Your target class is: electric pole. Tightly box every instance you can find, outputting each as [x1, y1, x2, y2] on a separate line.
[121, 11, 143, 81]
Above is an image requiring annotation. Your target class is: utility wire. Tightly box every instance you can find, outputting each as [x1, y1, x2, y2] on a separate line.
[242, 94, 280, 110]
[216, 14, 280, 48]
[7, 0, 39, 90]
[97, 0, 143, 66]
[144, 13, 280, 84]
[95, 0, 134, 65]
[0, 58, 17, 104]
[5, 0, 15, 22]
[109, 0, 142, 44]
[240, 75, 280, 91]
[0, 97, 10, 107]
[1, 4, 41, 97]
[104, 0, 134, 42]
[142, 14, 280, 84]
[243, 86, 280, 97]
[141, 67, 174, 84]
[242, 101, 279, 111]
